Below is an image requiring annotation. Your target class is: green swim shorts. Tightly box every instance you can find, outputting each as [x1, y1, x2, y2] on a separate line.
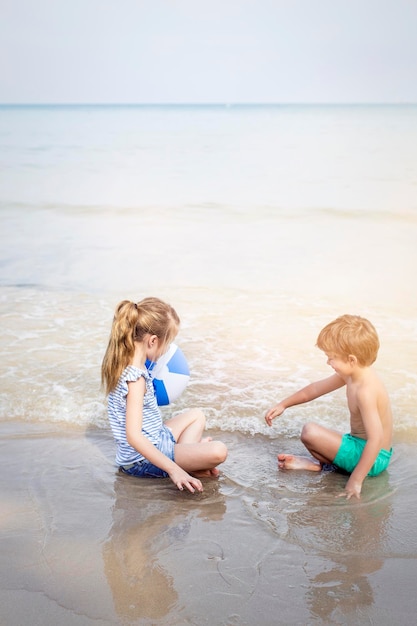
[333, 433, 393, 477]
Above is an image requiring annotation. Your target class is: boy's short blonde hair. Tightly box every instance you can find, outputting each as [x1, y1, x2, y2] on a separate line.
[316, 314, 380, 366]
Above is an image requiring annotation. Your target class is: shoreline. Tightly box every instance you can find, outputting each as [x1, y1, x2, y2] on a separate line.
[1, 421, 417, 625]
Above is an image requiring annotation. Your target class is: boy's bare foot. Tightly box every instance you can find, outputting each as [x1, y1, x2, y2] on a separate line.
[193, 468, 220, 478]
[277, 454, 321, 471]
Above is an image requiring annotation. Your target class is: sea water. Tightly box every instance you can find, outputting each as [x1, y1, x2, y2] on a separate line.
[0, 104, 416, 439]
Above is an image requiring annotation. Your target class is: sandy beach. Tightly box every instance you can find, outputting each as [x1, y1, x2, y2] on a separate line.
[1, 420, 416, 625]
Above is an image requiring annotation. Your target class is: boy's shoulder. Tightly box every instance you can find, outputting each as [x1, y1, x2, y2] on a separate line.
[347, 367, 388, 398]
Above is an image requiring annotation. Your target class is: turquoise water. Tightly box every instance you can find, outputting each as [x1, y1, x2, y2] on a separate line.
[0, 104, 416, 435]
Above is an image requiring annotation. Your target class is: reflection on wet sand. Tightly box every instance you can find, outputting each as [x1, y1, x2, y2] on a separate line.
[286, 471, 394, 622]
[103, 476, 178, 621]
[103, 472, 226, 622]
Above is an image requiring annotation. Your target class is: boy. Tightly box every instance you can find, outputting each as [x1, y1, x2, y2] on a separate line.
[265, 315, 393, 500]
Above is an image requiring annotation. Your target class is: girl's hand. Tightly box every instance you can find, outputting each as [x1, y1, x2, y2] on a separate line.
[265, 403, 285, 427]
[169, 467, 203, 493]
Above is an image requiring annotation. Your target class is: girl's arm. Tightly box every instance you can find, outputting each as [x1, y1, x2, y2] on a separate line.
[125, 379, 203, 493]
[265, 373, 345, 426]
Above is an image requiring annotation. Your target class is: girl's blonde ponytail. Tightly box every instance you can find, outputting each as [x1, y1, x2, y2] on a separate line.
[101, 297, 180, 394]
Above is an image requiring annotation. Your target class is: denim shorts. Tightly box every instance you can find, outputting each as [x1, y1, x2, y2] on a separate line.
[119, 425, 176, 478]
[333, 433, 393, 477]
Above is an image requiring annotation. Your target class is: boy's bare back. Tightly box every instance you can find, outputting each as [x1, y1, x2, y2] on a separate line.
[345, 367, 393, 451]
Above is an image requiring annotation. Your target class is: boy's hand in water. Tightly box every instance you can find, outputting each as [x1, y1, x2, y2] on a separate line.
[169, 467, 203, 493]
[265, 403, 286, 427]
[336, 477, 362, 501]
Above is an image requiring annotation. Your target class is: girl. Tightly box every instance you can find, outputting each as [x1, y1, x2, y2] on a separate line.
[102, 297, 227, 493]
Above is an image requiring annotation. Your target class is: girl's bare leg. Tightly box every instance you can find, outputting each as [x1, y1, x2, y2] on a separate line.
[166, 408, 227, 476]
[165, 408, 206, 443]
[174, 441, 228, 476]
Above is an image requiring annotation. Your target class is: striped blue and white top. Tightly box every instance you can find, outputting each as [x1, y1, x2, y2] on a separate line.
[108, 365, 163, 466]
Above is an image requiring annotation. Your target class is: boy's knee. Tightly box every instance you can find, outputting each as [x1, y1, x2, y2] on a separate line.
[301, 422, 318, 445]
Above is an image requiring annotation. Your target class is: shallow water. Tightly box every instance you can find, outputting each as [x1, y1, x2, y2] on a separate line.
[0, 104, 416, 477]
[1, 106, 416, 433]
[1, 423, 416, 625]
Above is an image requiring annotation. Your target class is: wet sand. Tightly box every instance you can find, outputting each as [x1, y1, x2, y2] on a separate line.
[1, 421, 417, 625]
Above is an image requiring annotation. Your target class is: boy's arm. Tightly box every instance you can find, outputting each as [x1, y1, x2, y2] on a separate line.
[125, 379, 203, 493]
[265, 374, 345, 426]
[340, 389, 384, 500]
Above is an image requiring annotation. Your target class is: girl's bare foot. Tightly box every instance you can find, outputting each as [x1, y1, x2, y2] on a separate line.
[201, 437, 213, 443]
[277, 454, 321, 471]
[193, 468, 220, 478]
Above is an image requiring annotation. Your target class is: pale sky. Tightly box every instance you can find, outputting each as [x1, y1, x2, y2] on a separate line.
[1, 0, 416, 104]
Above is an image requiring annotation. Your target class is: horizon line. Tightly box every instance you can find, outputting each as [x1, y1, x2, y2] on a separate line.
[1, 101, 416, 107]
